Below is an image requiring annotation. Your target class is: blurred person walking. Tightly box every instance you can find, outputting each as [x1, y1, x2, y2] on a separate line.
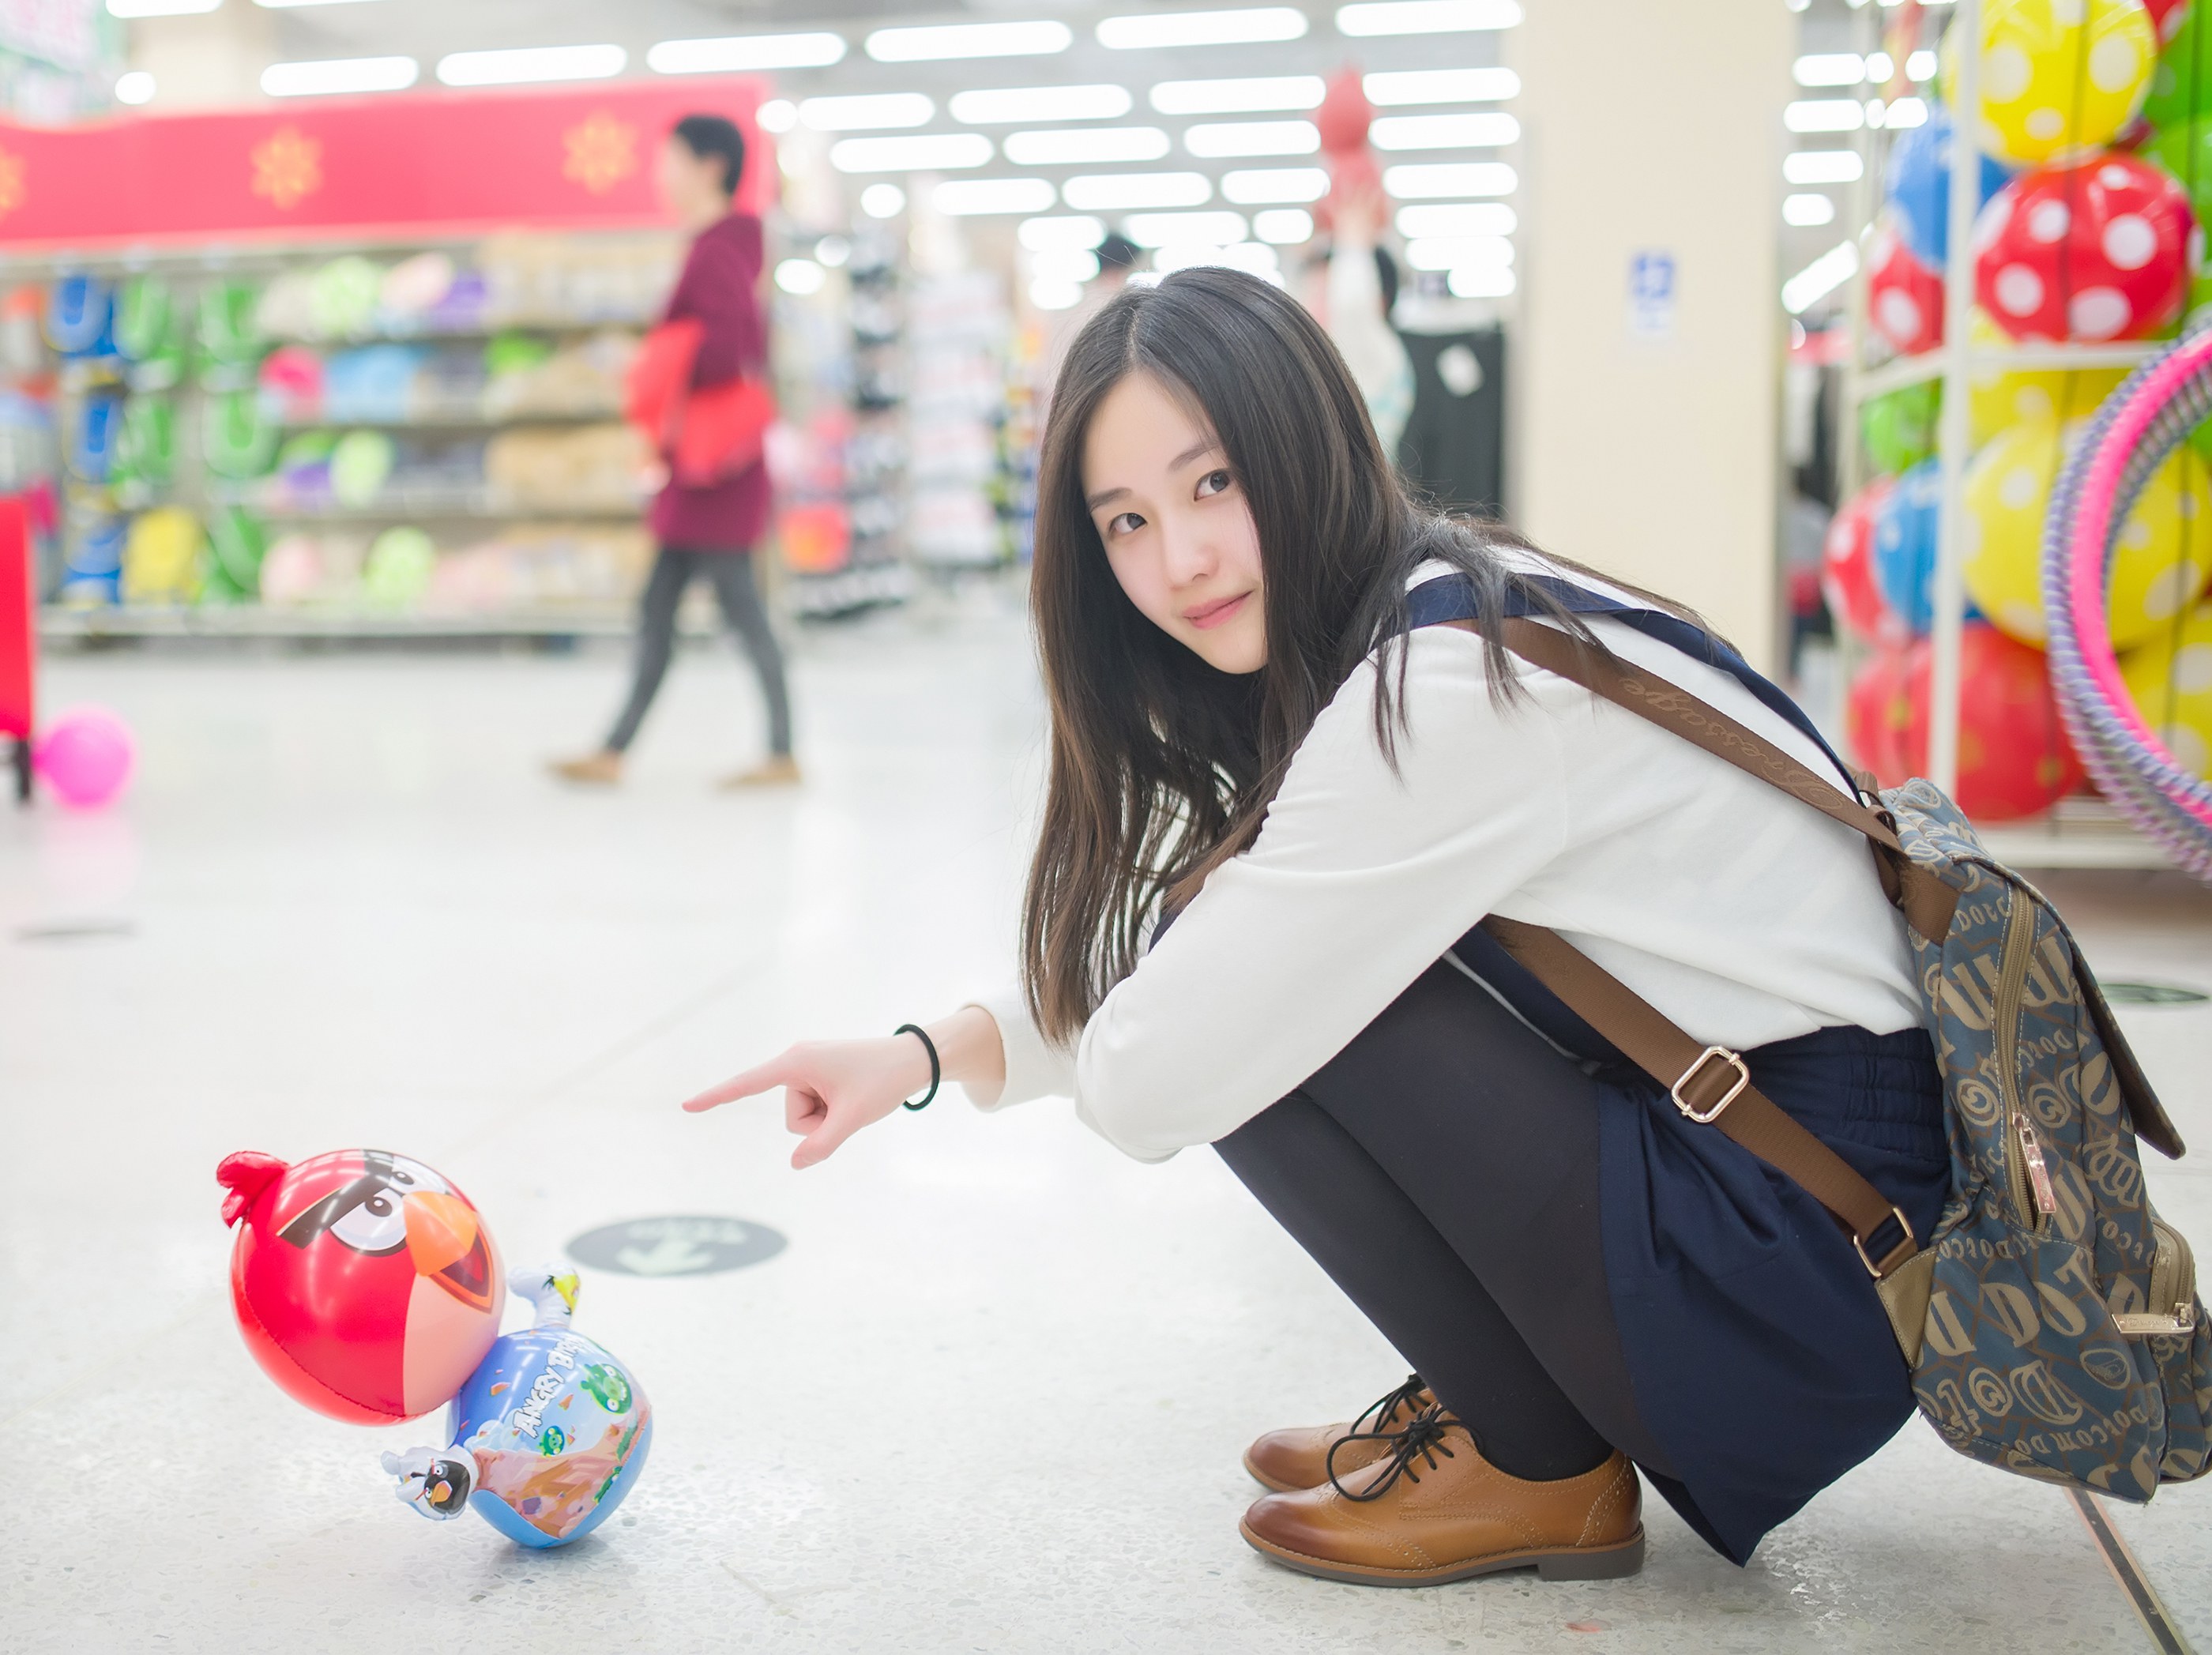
[553, 113, 797, 790]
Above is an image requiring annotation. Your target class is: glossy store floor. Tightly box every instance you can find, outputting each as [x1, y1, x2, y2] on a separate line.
[4, 589, 2210, 1655]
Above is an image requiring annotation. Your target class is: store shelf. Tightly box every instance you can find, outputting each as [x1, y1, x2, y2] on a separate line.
[1976, 796, 2178, 871]
[1853, 340, 2165, 404]
[276, 409, 620, 431]
[39, 604, 639, 641]
[244, 498, 645, 523]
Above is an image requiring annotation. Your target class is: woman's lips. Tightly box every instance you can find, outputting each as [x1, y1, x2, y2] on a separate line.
[1184, 592, 1251, 630]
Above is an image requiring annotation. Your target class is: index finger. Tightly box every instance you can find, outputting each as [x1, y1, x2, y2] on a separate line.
[682, 1055, 798, 1114]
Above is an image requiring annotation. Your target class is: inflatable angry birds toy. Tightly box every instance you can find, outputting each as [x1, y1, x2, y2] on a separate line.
[382, 1268, 652, 1548]
[217, 1149, 505, 1422]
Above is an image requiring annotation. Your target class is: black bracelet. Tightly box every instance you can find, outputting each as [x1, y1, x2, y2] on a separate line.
[894, 1024, 940, 1111]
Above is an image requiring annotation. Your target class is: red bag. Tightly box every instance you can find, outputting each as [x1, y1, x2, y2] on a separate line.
[624, 319, 775, 487]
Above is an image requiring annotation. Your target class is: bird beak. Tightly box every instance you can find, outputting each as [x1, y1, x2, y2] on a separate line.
[404, 1190, 493, 1310]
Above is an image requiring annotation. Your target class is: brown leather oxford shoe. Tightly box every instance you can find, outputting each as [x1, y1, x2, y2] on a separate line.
[1243, 1373, 1434, 1493]
[1240, 1405, 1645, 1587]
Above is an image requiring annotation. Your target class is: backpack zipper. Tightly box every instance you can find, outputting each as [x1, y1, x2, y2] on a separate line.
[1993, 890, 2047, 1230]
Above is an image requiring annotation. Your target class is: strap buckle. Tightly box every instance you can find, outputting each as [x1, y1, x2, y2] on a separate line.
[1671, 1045, 1749, 1123]
[1853, 1207, 1918, 1279]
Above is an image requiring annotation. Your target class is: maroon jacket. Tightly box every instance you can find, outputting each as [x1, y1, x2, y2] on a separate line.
[649, 212, 772, 551]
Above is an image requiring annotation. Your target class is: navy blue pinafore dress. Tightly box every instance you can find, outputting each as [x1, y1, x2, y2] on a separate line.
[1407, 573, 1951, 1565]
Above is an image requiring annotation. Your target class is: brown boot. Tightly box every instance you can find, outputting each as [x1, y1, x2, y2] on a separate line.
[549, 750, 623, 786]
[1240, 1405, 1645, 1587]
[1243, 1373, 1433, 1493]
[717, 754, 802, 789]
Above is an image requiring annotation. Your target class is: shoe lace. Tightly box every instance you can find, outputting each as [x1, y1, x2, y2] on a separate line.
[1348, 1371, 1427, 1439]
[1326, 1402, 1465, 1503]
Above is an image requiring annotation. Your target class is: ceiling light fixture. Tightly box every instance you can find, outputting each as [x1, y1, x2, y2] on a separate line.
[1097, 8, 1308, 49]
[647, 33, 847, 74]
[1123, 209, 1251, 246]
[950, 84, 1130, 123]
[1395, 201, 1515, 237]
[1337, 0, 1522, 36]
[1781, 239, 1858, 313]
[105, 0, 218, 16]
[861, 182, 907, 218]
[1063, 171, 1214, 210]
[757, 100, 797, 133]
[775, 258, 826, 296]
[1783, 193, 1838, 226]
[435, 44, 623, 87]
[1382, 160, 1518, 197]
[114, 70, 155, 103]
[1404, 235, 1514, 271]
[934, 177, 1059, 215]
[1363, 67, 1518, 104]
[1783, 149, 1863, 184]
[1449, 266, 1514, 298]
[1148, 75, 1323, 114]
[830, 134, 996, 173]
[867, 20, 1072, 61]
[1005, 126, 1170, 165]
[263, 55, 418, 96]
[1221, 167, 1329, 203]
[1183, 120, 1319, 158]
[1368, 112, 1518, 149]
[1785, 99, 1865, 133]
[1020, 214, 1108, 250]
[1792, 52, 1865, 85]
[1252, 208, 1315, 243]
[800, 92, 935, 131]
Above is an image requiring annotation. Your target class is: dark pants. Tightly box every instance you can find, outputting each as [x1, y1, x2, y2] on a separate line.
[1215, 954, 1672, 1484]
[606, 546, 792, 756]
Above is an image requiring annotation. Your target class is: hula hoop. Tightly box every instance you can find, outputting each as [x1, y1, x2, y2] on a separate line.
[2041, 324, 2212, 880]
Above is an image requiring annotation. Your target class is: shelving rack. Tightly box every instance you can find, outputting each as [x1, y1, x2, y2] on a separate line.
[1832, 0, 2175, 870]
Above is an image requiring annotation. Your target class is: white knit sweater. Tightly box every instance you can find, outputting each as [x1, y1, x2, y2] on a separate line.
[969, 565, 1922, 1163]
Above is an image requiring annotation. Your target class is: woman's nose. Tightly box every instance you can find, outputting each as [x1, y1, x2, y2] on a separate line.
[1160, 523, 1217, 589]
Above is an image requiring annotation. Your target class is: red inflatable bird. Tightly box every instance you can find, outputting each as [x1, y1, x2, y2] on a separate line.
[218, 1148, 506, 1423]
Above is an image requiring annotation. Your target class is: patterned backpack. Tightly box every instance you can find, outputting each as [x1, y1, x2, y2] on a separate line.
[1475, 615, 2210, 1502]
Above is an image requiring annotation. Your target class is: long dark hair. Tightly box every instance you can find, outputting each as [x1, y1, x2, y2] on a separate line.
[1020, 267, 1677, 1043]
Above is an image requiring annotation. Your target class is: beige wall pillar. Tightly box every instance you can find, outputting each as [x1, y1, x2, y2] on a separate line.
[1507, 0, 1791, 668]
[128, 6, 278, 111]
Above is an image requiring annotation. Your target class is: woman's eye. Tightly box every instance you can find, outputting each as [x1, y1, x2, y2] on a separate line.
[1195, 469, 1232, 498]
[1107, 511, 1145, 536]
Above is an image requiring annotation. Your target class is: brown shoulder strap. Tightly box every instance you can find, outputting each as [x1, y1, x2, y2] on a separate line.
[1479, 916, 1919, 1278]
[1498, 618, 1959, 943]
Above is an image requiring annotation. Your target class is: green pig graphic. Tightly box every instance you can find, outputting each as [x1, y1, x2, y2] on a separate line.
[581, 1363, 633, 1414]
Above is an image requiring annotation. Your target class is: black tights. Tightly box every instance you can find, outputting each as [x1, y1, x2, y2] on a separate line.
[1215, 954, 1672, 1484]
[606, 546, 792, 756]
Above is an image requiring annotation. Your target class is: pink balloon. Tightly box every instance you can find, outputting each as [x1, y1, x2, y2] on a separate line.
[35, 705, 135, 809]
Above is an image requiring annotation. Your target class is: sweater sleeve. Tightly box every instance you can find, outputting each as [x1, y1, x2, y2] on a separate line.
[1044, 627, 1569, 1161]
[668, 217, 766, 388]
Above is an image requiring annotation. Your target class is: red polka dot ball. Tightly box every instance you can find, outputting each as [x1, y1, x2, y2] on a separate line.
[1973, 154, 2194, 342]
[1868, 221, 1945, 355]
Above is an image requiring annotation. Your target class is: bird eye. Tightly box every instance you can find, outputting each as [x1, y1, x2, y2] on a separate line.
[326, 1187, 410, 1255]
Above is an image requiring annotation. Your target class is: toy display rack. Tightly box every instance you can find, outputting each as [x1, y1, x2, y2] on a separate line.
[1834, 0, 2175, 871]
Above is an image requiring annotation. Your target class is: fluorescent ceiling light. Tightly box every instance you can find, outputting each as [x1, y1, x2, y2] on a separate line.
[1783, 193, 1838, 227]
[830, 134, 995, 173]
[1124, 209, 1249, 246]
[1370, 112, 1518, 149]
[1063, 171, 1214, 210]
[1382, 161, 1517, 197]
[1337, 0, 1521, 36]
[1020, 214, 1108, 250]
[106, 0, 216, 15]
[648, 33, 847, 74]
[1364, 68, 1518, 104]
[1793, 53, 1864, 86]
[1032, 278, 1084, 310]
[1887, 97, 1928, 127]
[951, 84, 1130, 123]
[1252, 207, 1314, 243]
[1149, 75, 1322, 115]
[1154, 241, 1280, 276]
[1864, 52, 1894, 80]
[115, 70, 156, 103]
[861, 182, 907, 217]
[1783, 149, 1863, 184]
[256, 0, 384, 7]
[436, 45, 623, 86]
[1908, 50, 1937, 81]
[934, 177, 1059, 215]
[1097, 8, 1308, 49]
[1786, 100, 1864, 133]
[757, 100, 797, 133]
[1449, 265, 1514, 298]
[1396, 201, 1515, 237]
[1781, 239, 1858, 314]
[775, 258, 826, 296]
[801, 93, 935, 131]
[1405, 235, 1514, 272]
[1184, 120, 1319, 158]
[263, 56, 419, 96]
[1005, 126, 1169, 165]
[867, 20, 1072, 61]
[1033, 248, 1101, 284]
[1221, 167, 1328, 203]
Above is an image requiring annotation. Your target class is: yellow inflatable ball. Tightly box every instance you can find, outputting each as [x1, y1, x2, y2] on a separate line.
[2120, 602, 2212, 777]
[1966, 314, 2127, 445]
[120, 506, 204, 605]
[1947, 0, 2157, 165]
[1962, 419, 2212, 647]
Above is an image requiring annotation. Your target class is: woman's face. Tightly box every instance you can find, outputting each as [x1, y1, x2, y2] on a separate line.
[656, 138, 726, 226]
[1082, 371, 1266, 675]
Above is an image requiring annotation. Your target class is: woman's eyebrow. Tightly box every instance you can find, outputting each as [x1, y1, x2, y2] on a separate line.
[1083, 441, 1223, 510]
